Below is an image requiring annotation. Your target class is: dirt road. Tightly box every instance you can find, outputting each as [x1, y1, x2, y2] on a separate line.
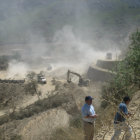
[0, 77, 55, 117]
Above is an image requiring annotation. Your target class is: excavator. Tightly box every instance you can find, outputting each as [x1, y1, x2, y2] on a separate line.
[67, 70, 90, 86]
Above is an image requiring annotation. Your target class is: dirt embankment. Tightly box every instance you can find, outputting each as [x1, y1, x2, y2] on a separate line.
[0, 81, 82, 139]
[0, 77, 104, 140]
[20, 108, 69, 140]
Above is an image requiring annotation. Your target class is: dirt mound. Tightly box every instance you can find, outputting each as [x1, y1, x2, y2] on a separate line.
[20, 108, 70, 140]
[0, 81, 82, 139]
[0, 79, 103, 140]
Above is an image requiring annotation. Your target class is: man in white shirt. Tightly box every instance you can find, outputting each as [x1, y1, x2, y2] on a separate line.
[82, 96, 97, 140]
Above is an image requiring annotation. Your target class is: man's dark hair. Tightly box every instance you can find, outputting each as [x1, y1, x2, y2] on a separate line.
[85, 96, 93, 101]
[123, 96, 131, 103]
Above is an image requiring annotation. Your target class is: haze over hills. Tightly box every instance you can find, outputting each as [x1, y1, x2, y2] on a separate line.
[0, 0, 139, 50]
[0, 1, 139, 140]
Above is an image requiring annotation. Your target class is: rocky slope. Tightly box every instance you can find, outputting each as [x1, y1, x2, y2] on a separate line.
[96, 91, 140, 140]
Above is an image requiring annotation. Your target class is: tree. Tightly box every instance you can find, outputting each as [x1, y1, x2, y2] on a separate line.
[102, 30, 140, 106]
[25, 72, 41, 100]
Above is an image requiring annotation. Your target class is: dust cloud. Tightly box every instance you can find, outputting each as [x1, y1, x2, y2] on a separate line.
[0, 0, 138, 75]
[6, 60, 29, 79]
[18, 25, 120, 74]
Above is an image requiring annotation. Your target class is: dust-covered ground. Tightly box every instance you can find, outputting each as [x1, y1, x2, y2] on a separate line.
[0, 62, 140, 140]
[0, 82, 103, 140]
[0, 60, 104, 140]
[1, 46, 139, 140]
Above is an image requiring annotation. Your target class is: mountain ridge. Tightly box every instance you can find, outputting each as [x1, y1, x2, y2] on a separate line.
[0, 0, 139, 44]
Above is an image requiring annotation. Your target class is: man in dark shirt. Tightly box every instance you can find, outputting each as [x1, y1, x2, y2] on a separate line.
[111, 96, 132, 140]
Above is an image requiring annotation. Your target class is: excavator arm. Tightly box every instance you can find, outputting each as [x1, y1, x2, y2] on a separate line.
[67, 70, 89, 86]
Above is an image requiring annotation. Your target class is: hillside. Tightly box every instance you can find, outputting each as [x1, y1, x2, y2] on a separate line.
[96, 91, 140, 140]
[0, 0, 140, 47]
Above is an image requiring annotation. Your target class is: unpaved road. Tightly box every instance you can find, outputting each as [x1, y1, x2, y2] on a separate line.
[17, 77, 55, 109]
[0, 77, 55, 117]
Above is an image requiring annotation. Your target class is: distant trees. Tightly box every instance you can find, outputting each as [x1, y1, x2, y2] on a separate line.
[0, 83, 24, 112]
[0, 71, 41, 109]
[25, 72, 41, 100]
[0, 56, 9, 70]
[0, 54, 22, 71]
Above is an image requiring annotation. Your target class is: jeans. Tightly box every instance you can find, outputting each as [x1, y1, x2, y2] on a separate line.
[111, 122, 132, 140]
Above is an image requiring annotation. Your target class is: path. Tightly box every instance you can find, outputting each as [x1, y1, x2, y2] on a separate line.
[0, 77, 55, 117]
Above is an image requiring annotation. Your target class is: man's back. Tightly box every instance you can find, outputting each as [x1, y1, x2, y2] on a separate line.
[114, 102, 128, 123]
[111, 97, 132, 140]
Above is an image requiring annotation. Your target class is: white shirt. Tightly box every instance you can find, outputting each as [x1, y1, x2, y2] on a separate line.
[82, 104, 96, 123]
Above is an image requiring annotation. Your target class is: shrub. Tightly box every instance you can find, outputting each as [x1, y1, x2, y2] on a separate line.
[102, 31, 140, 106]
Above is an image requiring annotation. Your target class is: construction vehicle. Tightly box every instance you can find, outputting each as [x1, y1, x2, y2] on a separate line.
[106, 53, 112, 60]
[37, 74, 47, 84]
[67, 70, 89, 86]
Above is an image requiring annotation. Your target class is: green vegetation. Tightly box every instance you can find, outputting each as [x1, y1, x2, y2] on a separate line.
[102, 30, 140, 106]
[0, 92, 76, 125]
[0, 83, 25, 109]
[0, 127, 22, 140]
[25, 72, 41, 99]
